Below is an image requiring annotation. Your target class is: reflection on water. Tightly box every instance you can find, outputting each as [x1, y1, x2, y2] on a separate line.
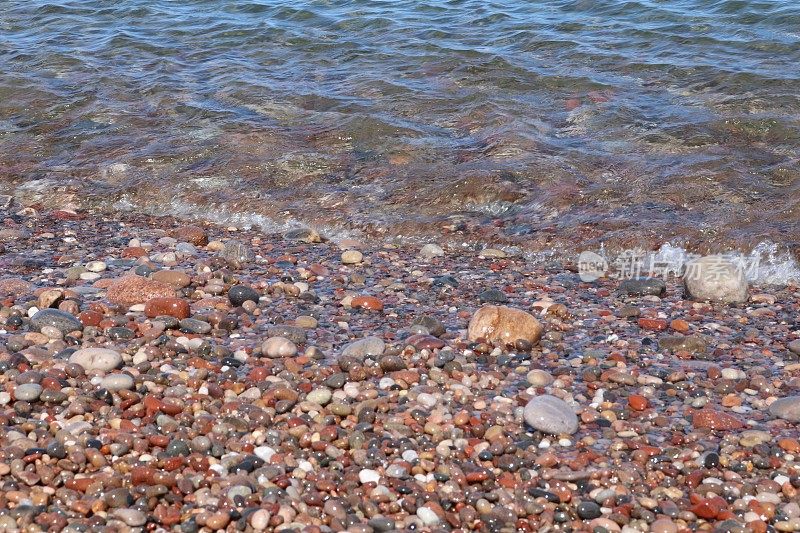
[1, 0, 800, 257]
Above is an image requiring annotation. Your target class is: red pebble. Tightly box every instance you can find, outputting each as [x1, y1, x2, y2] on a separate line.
[351, 296, 384, 311]
[628, 395, 648, 411]
[692, 409, 744, 430]
[638, 318, 667, 331]
[144, 297, 190, 319]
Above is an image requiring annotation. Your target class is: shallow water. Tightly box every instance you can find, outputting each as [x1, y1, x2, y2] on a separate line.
[2, 0, 800, 261]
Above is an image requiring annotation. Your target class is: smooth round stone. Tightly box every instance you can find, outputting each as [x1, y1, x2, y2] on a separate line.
[101, 373, 134, 391]
[523, 395, 579, 435]
[229, 284, 260, 307]
[262, 336, 298, 358]
[416, 507, 440, 526]
[179, 318, 211, 334]
[249, 510, 270, 530]
[769, 396, 800, 422]
[577, 501, 602, 519]
[30, 308, 82, 335]
[295, 315, 318, 328]
[150, 270, 191, 289]
[144, 297, 190, 319]
[341, 336, 385, 360]
[359, 469, 381, 484]
[341, 250, 363, 264]
[85, 261, 107, 272]
[306, 388, 332, 406]
[419, 243, 445, 259]
[69, 348, 123, 372]
[114, 509, 147, 527]
[104, 488, 133, 508]
[721, 368, 745, 380]
[15, 383, 42, 402]
[527, 369, 555, 387]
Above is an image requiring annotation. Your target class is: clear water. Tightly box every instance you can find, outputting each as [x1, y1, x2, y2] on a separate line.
[2, 0, 800, 263]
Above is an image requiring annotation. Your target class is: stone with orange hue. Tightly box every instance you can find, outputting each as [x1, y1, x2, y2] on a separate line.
[638, 317, 667, 331]
[144, 297, 190, 319]
[691, 496, 727, 520]
[78, 310, 103, 327]
[351, 296, 384, 311]
[150, 270, 191, 289]
[467, 305, 543, 345]
[171, 225, 207, 246]
[692, 409, 744, 430]
[107, 276, 176, 306]
[778, 438, 800, 453]
[670, 319, 690, 332]
[121, 247, 147, 258]
[628, 394, 648, 411]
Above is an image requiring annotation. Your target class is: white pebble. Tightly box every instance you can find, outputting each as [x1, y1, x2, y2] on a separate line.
[359, 469, 381, 484]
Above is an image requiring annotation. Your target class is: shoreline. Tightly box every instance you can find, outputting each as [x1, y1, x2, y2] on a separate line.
[1, 205, 800, 532]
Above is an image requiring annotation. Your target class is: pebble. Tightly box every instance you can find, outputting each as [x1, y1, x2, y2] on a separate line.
[419, 243, 445, 258]
[306, 387, 332, 405]
[683, 255, 748, 303]
[341, 250, 363, 264]
[769, 396, 800, 422]
[101, 373, 135, 391]
[523, 395, 579, 435]
[261, 336, 298, 358]
[468, 305, 543, 345]
[359, 469, 381, 484]
[14, 383, 42, 402]
[30, 308, 82, 335]
[618, 277, 666, 296]
[527, 369, 554, 387]
[107, 275, 176, 306]
[228, 284, 260, 306]
[68, 348, 123, 371]
[219, 240, 254, 264]
[341, 336, 386, 359]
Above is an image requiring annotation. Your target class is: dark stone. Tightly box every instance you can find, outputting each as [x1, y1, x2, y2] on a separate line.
[228, 285, 260, 307]
[478, 288, 508, 303]
[411, 316, 446, 337]
[265, 325, 306, 345]
[618, 278, 666, 297]
[324, 373, 347, 389]
[165, 440, 191, 457]
[576, 501, 602, 519]
[179, 318, 211, 334]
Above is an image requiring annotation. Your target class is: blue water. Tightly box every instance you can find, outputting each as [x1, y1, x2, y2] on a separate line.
[1, 0, 799, 253]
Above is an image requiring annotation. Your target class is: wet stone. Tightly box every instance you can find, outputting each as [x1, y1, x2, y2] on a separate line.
[30, 309, 82, 335]
[479, 288, 509, 303]
[265, 325, 306, 344]
[220, 240, 255, 265]
[179, 318, 211, 334]
[769, 397, 800, 422]
[229, 284, 260, 307]
[14, 383, 42, 402]
[523, 395, 579, 435]
[341, 336, 386, 360]
[69, 348, 123, 372]
[619, 277, 666, 297]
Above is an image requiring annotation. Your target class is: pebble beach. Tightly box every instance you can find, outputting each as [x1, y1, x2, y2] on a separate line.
[2, 204, 800, 533]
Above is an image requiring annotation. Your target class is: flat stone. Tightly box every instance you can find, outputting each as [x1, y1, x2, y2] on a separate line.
[419, 243, 445, 259]
[265, 325, 306, 345]
[468, 305, 543, 345]
[150, 270, 191, 289]
[769, 397, 800, 422]
[179, 318, 211, 334]
[341, 250, 363, 264]
[14, 383, 42, 402]
[618, 278, 666, 297]
[107, 276, 176, 306]
[101, 373, 135, 391]
[523, 395, 579, 435]
[692, 409, 745, 430]
[30, 309, 82, 335]
[659, 334, 709, 354]
[683, 255, 748, 304]
[341, 336, 385, 360]
[69, 348, 123, 372]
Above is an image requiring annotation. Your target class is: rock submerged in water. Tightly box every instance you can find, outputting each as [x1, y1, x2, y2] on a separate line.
[683, 255, 748, 304]
[769, 397, 800, 422]
[523, 395, 579, 435]
[467, 305, 543, 345]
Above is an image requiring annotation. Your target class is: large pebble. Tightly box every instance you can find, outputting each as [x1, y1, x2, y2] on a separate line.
[229, 284, 260, 307]
[30, 308, 82, 335]
[769, 397, 800, 422]
[341, 336, 385, 360]
[15, 383, 42, 402]
[220, 240, 254, 265]
[341, 250, 363, 264]
[69, 348, 123, 372]
[683, 255, 748, 303]
[306, 388, 332, 405]
[262, 336, 298, 358]
[468, 305, 543, 345]
[419, 243, 445, 258]
[523, 395, 579, 435]
[102, 373, 135, 391]
[107, 276, 176, 306]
